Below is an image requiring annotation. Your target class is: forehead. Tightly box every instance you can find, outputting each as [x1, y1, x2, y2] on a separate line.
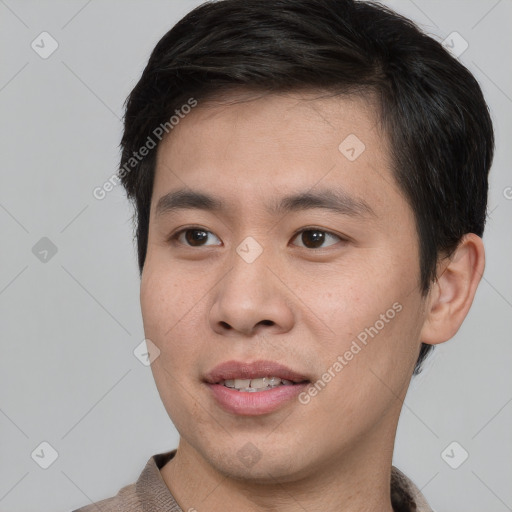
[152, 90, 399, 220]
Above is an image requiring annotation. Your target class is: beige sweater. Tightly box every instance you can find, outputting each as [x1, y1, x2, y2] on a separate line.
[72, 450, 433, 512]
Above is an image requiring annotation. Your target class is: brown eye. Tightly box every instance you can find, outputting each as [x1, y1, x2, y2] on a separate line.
[292, 229, 342, 249]
[174, 228, 221, 247]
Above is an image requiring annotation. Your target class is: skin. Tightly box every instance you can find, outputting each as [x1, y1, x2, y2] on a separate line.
[140, 89, 485, 512]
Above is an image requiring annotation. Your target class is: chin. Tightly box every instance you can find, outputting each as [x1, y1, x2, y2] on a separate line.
[197, 439, 314, 484]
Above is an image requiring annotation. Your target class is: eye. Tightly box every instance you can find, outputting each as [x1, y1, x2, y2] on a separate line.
[168, 227, 345, 249]
[170, 227, 222, 247]
[291, 228, 344, 249]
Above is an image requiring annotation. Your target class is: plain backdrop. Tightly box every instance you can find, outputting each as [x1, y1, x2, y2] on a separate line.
[0, 1, 511, 511]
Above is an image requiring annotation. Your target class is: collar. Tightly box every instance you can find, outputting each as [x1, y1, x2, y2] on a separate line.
[135, 450, 433, 512]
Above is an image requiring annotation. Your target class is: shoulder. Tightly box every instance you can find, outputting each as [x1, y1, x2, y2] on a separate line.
[72, 481, 139, 511]
[391, 466, 434, 512]
[71, 450, 178, 512]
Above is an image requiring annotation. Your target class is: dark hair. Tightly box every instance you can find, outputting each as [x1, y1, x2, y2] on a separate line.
[119, 0, 494, 375]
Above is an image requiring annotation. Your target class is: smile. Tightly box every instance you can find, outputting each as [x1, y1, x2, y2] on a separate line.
[221, 376, 296, 392]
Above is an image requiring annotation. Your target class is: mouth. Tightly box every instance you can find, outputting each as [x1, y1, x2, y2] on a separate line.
[204, 359, 310, 387]
[220, 376, 303, 392]
[204, 360, 311, 415]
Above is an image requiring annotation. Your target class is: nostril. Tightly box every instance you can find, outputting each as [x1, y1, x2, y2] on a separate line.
[260, 320, 273, 326]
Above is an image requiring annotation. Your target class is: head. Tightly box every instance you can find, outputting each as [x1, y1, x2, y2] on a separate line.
[118, 0, 493, 483]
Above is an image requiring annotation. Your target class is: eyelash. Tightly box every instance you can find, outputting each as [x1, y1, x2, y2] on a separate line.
[167, 226, 348, 250]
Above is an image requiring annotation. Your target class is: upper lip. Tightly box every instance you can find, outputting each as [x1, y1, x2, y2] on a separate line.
[204, 360, 310, 384]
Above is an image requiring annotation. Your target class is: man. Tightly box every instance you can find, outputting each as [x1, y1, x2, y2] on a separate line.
[75, 0, 493, 510]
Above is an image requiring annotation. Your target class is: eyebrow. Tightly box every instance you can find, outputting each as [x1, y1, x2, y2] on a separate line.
[155, 187, 375, 219]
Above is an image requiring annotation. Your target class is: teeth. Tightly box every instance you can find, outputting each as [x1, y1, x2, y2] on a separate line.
[221, 376, 296, 392]
[234, 378, 251, 389]
[250, 378, 270, 389]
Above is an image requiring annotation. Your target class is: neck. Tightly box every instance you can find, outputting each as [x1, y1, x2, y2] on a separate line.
[160, 419, 398, 512]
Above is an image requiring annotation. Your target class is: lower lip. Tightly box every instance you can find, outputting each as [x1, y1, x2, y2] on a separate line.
[206, 383, 309, 416]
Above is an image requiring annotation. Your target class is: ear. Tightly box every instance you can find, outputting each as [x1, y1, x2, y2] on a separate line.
[420, 233, 485, 345]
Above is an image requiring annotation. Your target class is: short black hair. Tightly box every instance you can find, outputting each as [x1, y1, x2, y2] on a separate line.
[119, 0, 494, 375]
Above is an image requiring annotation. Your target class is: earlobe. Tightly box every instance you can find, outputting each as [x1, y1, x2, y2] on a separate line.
[420, 233, 485, 345]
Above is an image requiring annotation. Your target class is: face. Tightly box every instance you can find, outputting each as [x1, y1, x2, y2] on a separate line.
[140, 90, 430, 483]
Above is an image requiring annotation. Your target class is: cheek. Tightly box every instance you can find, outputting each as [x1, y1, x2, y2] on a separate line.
[313, 253, 421, 365]
[141, 263, 200, 338]
[295, 259, 398, 341]
[140, 266, 205, 381]
[141, 267, 210, 429]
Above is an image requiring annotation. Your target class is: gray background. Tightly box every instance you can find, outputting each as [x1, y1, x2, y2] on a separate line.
[0, 1, 510, 511]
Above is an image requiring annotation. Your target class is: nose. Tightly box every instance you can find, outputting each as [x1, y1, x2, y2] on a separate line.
[208, 247, 295, 338]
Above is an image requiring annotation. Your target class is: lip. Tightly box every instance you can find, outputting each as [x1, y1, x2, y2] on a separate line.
[204, 360, 311, 416]
[206, 382, 309, 416]
[204, 359, 310, 384]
